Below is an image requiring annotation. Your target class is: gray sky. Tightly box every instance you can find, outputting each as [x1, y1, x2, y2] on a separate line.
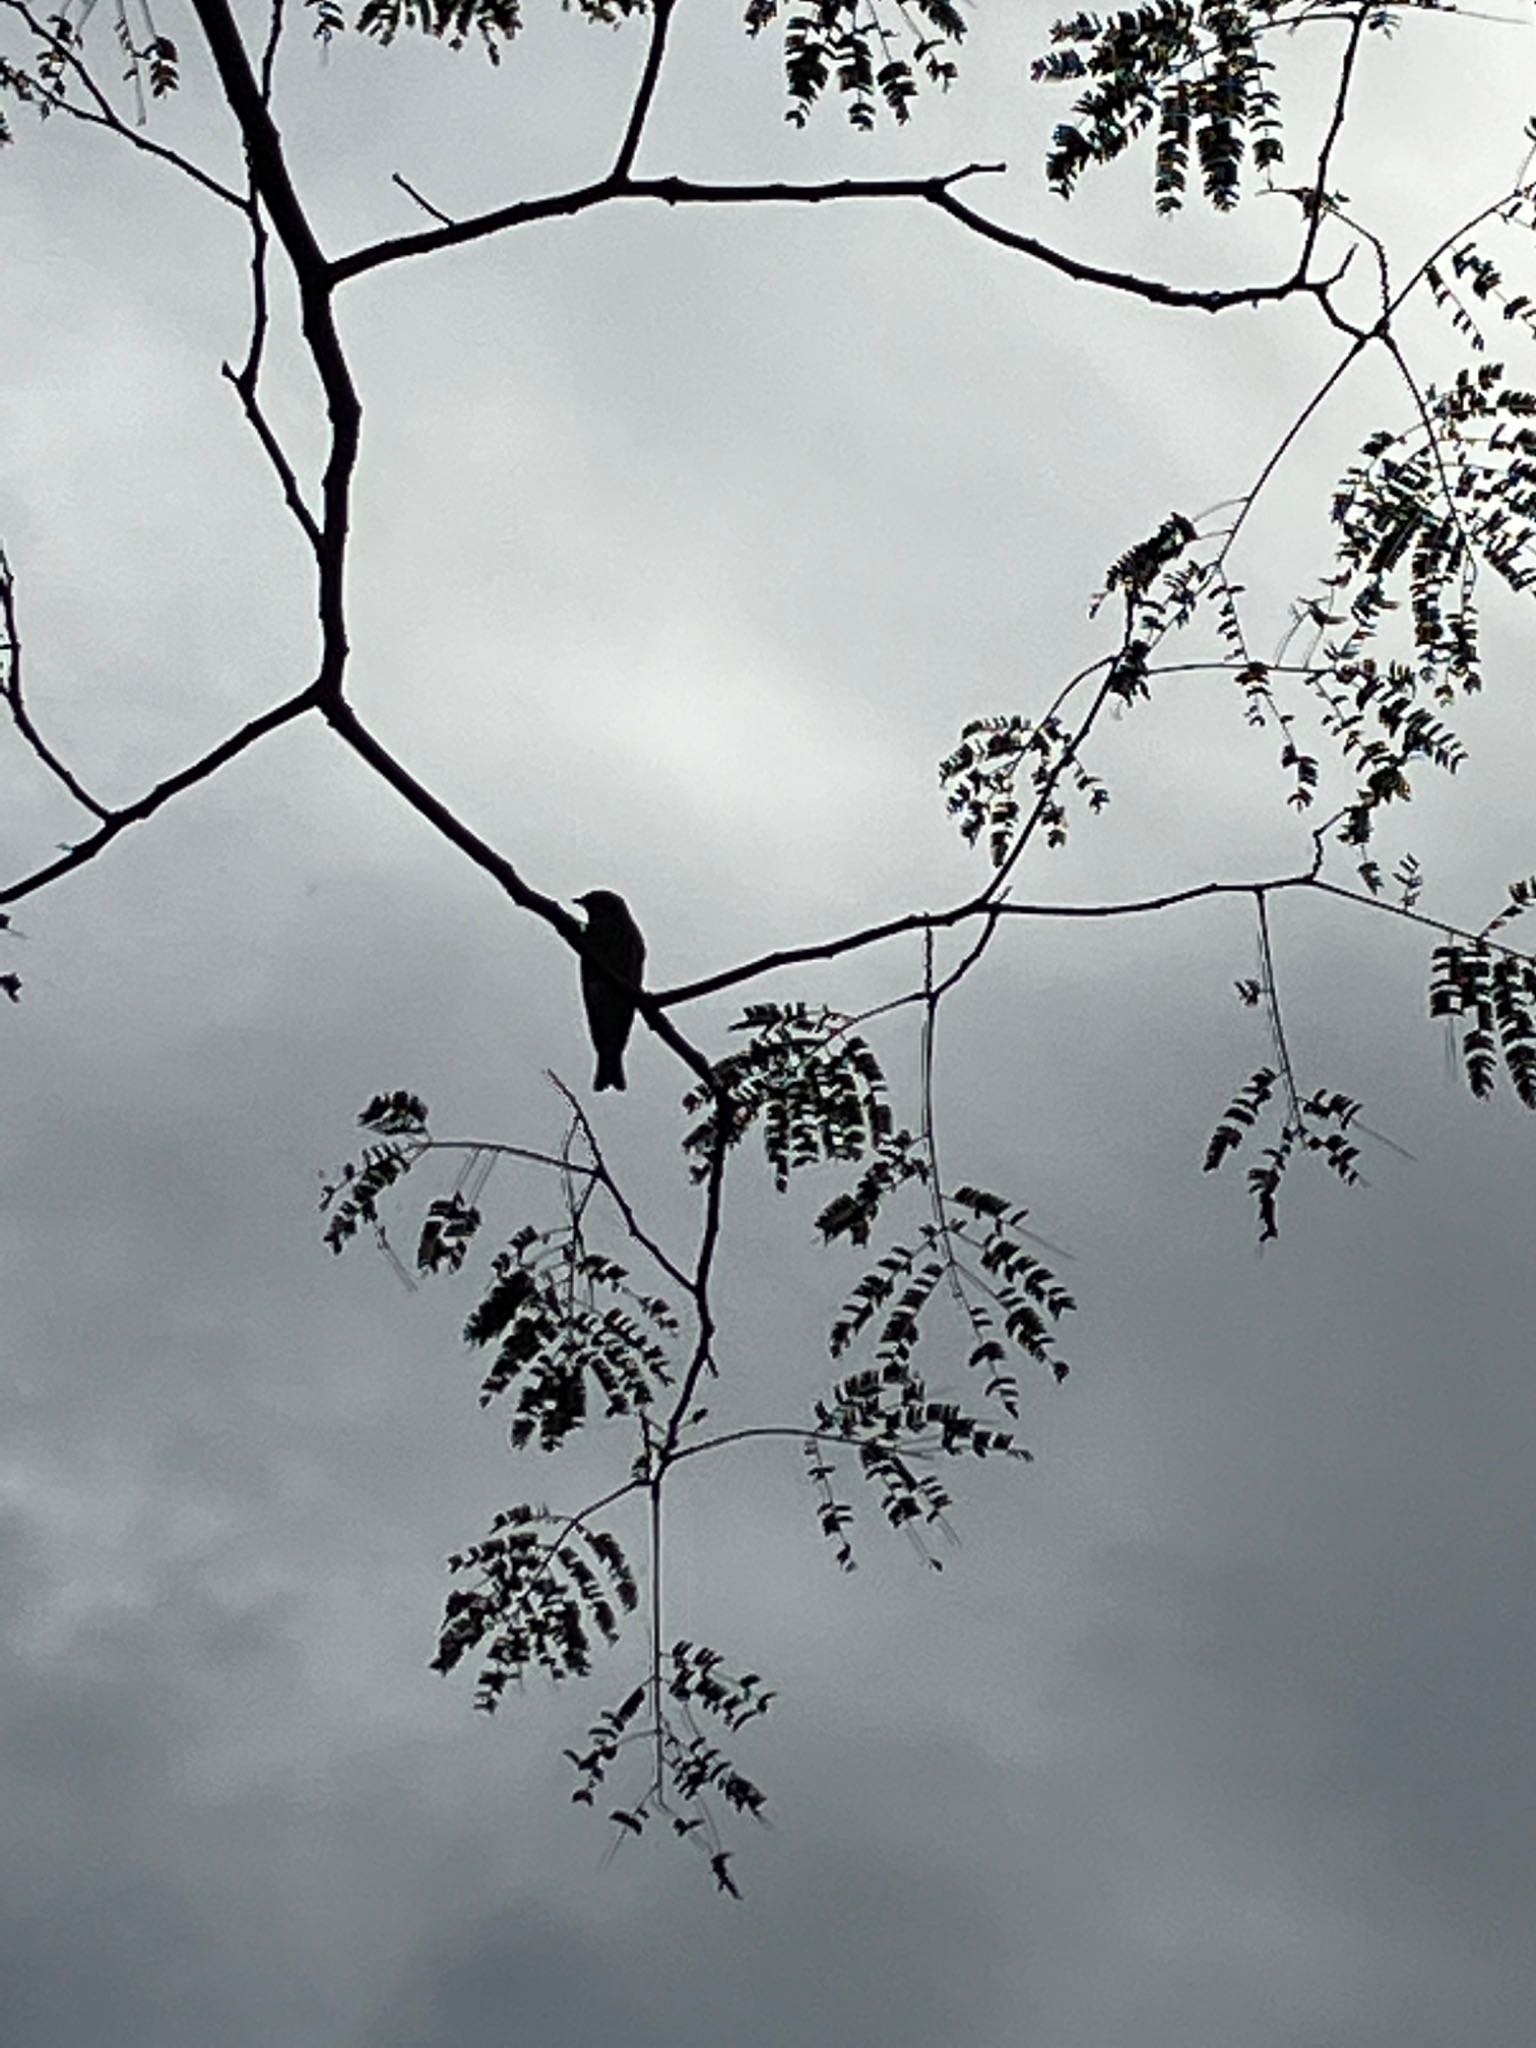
[3, 4, 1536, 2043]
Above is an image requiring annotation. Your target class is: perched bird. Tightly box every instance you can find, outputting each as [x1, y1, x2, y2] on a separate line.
[575, 890, 646, 1092]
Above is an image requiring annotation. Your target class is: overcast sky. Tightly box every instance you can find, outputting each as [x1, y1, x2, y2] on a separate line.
[3, 4, 1536, 2043]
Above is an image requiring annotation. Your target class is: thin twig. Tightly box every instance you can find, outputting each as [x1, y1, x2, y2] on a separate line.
[0, 0, 244, 204]
[1, 679, 322, 906]
[1296, 4, 1370, 280]
[0, 549, 110, 818]
[1256, 888, 1304, 1132]
[392, 172, 455, 226]
[547, 1074, 694, 1294]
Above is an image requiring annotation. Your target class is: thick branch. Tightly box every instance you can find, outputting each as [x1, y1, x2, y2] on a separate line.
[188, 0, 360, 682]
[335, 167, 1319, 313]
[185, 0, 326, 276]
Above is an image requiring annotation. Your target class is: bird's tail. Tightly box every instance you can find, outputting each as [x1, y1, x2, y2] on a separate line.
[594, 1051, 627, 1092]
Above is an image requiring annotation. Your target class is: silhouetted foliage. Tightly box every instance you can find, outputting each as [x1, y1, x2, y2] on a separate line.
[6, 0, 1536, 1893]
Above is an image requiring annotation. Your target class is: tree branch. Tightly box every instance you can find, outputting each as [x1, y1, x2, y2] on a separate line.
[0, 548, 110, 819]
[188, 0, 360, 684]
[611, 0, 675, 181]
[547, 1075, 695, 1295]
[335, 165, 1322, 314]
[0, 0, 245, 206]
[319, 696, 719, 1090]
[0, 679, 322, 907]
[1296, 3, 1371, 280]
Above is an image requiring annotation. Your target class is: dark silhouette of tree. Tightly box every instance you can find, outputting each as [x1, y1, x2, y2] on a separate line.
[6, 0, 1536, 1892]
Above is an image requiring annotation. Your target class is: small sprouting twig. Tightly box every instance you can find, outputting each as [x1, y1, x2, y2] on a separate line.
[392, 172, 456, 227]
[547, 1072, 694, 1295]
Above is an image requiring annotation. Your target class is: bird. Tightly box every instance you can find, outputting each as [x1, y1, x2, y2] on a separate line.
[575, 890, 646, 1092]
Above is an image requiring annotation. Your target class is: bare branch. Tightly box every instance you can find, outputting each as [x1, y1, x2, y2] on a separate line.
[391, 172, 455, 226]
[188, 0, 361, 712]
[611, 0, 675, 182]
[335, 165, 1322, 314]
[0, 679, 321, 907]
[0, 548, 110, 819]
[221, 361, 322, 551]
[1256, 887, 1305, 1133]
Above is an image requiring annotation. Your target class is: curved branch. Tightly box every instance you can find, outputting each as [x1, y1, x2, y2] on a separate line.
[320, 697, 719, 1090]
[0, 679, 322, 906]
[611, 0, 676, 181]
[654, 858, 1334, 1009]
[0, 549, 110, 819]
[336, 164, 1322, 314]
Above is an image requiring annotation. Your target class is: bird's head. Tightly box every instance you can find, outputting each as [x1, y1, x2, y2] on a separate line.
[575, 889, 630, 922]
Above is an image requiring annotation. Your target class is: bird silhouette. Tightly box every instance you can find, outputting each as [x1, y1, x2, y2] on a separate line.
[575, 890, 646, 1092]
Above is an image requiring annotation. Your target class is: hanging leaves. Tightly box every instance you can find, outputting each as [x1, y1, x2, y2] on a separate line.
[1204, 1066, 1364, 1240]
[434, 1505, 639, 1707]
[681, 1004, 911, 1197]
[1430, 940, 1536, 1107]
[805, 1183, 1073, 1565]
[940, 713, 1110, 863]
[464, 1225, 677, 1447]
[1032, 0, 1287, 211]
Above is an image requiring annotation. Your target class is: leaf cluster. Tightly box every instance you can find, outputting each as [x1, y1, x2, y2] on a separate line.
[1273, 364, 1536, 844]
[1422, 201, 1536, 358]
[0, 4, 178, 139]
[567, 1646, 771, 1897]
[683, 1002, 907, 1190]
[1204, 1067, 1363, 1240]
[1310, 364, 1536, 671]
[433, 1504, 639, 1708]
[807, 1186, 1073, 1565]
[318, 1092, 431, 1251]
[831, 1186, 1073, 1393]
[746, 0, 965, 132]
[464, 1224, 677, 1448]
[1031, 0, 1288, 212]
[1318, 659, 1467, 847]
[1430, 939, 1536, 1107]
[296, 0, 963, 124]
[940, 713, 1110, 862]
